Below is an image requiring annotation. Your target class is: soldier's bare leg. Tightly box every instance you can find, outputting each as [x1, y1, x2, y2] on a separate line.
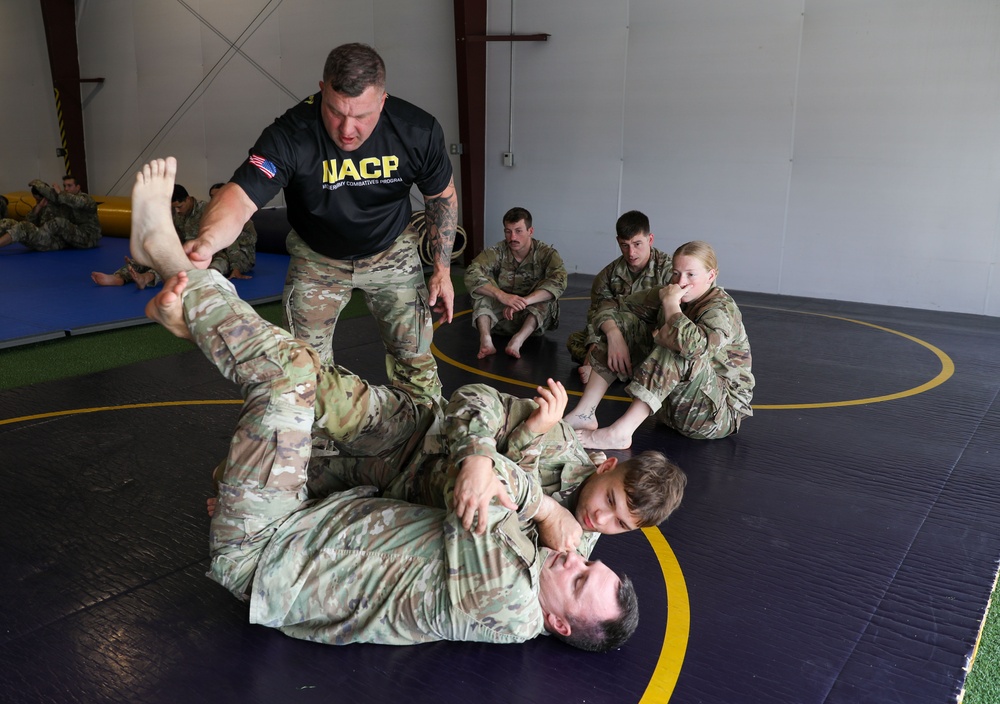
[506, 315, 537, 359]
[475, 314, 497, 359]
[576, 400, 651, 450]
[564, 374, 609, 432]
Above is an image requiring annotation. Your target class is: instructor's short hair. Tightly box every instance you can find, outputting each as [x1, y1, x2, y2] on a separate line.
[323, 43, 386, 96]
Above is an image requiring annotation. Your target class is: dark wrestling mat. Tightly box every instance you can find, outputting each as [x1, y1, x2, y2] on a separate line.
[2, 277, 999, 703]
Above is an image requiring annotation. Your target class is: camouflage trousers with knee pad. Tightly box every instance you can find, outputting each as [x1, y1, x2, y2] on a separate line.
[181, 270, 420, 597]
[282, 228, 441, 406]
[1, 217, 100, 251]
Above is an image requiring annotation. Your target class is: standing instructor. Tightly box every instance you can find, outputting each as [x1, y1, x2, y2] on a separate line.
[185, 43, 457, 405]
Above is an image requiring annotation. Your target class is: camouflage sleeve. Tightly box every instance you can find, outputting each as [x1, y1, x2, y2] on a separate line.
[237, 218, 258, 248]
[444, 383, 518, 464]
[532, 245, 568, 299]
[581, 262, 619, 347]
[657, 294, 738, 359]
[591, 285, 663, 332]
[30, 180, 57, 202]
[443, 384, 544, 519]
[463, 246, 502, 292]
[56, 191, 98, 213]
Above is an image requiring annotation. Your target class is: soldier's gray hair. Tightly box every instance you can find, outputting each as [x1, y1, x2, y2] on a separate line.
[558, 575, 639, 653]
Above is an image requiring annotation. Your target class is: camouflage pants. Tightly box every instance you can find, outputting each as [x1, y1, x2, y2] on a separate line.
[591, 318, 739, 439]
[1, 217, 100, 250]
[113, 260, 157, 285]
[470, 294, 559, 337]
[181, 269, 417, 598]
[565, 329, 589, 364]
[210, 241, 255, 277]
[283, 228, 441, 406]
[566, 311, 648, 365]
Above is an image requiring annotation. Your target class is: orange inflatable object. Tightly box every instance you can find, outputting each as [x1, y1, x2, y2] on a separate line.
[3, 190, 132, 238]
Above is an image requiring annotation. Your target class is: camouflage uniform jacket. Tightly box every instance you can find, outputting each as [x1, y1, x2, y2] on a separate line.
[593, 285, 754, 418]
[580, 248, 673, 348]
[308, 382, 601, 557]
[28, 181, 100, 237]
[444, 384, 601, 558]
[464, 240, 568, 300]
[251, 466, 548, 645]
[172, 199, 209, 242]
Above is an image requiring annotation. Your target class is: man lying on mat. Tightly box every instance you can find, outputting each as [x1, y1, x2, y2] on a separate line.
[128, 156, 637, 651]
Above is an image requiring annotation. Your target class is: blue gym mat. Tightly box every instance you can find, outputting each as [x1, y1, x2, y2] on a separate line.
[0, 237, 289, 348]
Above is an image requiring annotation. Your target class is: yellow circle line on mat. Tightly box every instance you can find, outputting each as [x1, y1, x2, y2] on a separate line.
[434, 301, 955, 410]
[0, 399, 241, 426]
[639, 527, 689, 702]
[1, 398, 690, 703]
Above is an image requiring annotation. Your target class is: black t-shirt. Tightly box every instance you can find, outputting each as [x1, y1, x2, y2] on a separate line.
[231, 93, 453, 260]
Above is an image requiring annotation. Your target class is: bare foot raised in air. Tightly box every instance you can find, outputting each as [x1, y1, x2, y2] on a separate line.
[129, 156, 189, 279]
[145, 271, 192, 340]
[576, 426, 633, 450]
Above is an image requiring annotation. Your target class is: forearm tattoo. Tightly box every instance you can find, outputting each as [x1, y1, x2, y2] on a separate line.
[424, 190, 457, 268]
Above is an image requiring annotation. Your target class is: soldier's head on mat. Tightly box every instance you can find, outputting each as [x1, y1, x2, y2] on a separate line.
[574, 450, 686, 534]
[502, 206, 535, 260]
[320, 43, 387, 152]
[615, 210, 655, 274]
[539, 549, 638, 651]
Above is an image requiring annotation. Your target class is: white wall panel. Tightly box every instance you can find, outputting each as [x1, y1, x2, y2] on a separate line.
[622, 0, 802, 293]
[484, 1, 628, 270]
[784, 0, 1000, 312]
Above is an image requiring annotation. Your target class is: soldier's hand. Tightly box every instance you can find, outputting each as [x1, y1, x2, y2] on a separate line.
[454, 455, 517, 534]
[182, 237, 216, 269]
[525, 378, 568, 435]
[534, 496, 582, 553]
[427, 268, 454, 324]
[606, 330, 632, 376]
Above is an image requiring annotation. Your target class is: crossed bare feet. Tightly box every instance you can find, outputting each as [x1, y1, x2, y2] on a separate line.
[123, 259, 153, 289]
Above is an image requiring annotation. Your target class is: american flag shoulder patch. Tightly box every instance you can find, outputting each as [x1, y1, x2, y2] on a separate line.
[248, 154, 277, 179]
